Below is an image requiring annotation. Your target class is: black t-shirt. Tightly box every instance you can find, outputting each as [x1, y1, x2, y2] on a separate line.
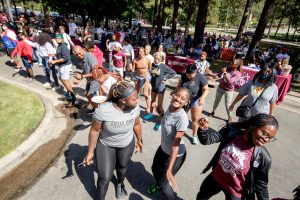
[181, 73, 208, 100]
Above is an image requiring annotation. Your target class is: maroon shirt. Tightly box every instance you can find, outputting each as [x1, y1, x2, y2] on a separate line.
[112, 50, 126, 68]
[212, 134, 254, 198]
[220, 69, 241, 91]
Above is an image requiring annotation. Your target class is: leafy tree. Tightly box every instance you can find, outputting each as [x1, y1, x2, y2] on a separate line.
[235, 0, 253, 41]
[246, 0, 276, 58]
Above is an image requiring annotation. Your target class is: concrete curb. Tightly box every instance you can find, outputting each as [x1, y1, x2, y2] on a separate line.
[0, 76, 61, 177]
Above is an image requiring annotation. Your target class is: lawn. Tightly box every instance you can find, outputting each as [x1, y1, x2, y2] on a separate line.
[0, 81, 45, 158]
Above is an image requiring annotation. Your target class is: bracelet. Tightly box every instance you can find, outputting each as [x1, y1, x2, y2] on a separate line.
[87, 152, 94, 156]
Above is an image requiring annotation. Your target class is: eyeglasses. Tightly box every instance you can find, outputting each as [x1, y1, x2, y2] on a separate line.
[259, 131, 276, 142]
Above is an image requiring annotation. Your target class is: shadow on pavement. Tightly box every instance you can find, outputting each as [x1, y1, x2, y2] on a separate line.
[126, 160, 163, 199]
[63, 143, 98, 200]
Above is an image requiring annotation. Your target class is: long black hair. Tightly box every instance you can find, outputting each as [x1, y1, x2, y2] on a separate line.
[37, 32, 54, 47]
[252, 62, 276, 88]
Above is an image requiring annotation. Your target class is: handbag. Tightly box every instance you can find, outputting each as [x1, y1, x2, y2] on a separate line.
[236, 86, 266, 119]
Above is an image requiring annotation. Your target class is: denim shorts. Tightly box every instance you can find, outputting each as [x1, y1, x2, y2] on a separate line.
[21, 56, 32, 69]
[189, 98, 205, 108]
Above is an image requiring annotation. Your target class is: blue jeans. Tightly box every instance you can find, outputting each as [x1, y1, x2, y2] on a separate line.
[42, 57, 59, 86]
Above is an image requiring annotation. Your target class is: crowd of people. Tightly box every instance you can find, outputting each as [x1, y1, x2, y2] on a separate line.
[0, 11, 287, 200]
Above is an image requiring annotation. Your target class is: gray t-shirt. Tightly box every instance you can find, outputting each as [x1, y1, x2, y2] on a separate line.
[83, 52, 98, 74]
[239, 80, 278, 117]
[93, 101, 140, 148]
[161, 107, 189, 156]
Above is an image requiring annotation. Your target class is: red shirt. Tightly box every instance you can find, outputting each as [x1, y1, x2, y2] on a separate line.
[93, 45, 103, 66]
[212, 134, 254, 198]
[11, 39, 33, 61]
[112, 50, 126, 68]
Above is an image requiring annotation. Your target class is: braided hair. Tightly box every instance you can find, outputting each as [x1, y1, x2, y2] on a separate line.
[232, 113, 279, 130]
[106, 81, 134, 103]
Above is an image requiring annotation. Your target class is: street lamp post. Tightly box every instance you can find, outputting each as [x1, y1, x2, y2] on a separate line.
[5, 0, 13, 21]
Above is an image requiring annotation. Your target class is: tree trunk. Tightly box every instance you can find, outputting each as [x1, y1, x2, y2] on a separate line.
[246, 0, 276, 58]
[184, 7, 193, 36]
[12, 0, 18, 18]
[128, 14, 132, 28]
[105, 16, 109, 30]
[236, 0, 253, 41]
[0, 0, 4, 10]
[266, 10, 275, 38]
[153, 0, 159, 28]
[171, 0, 179, 34]
[157, 0, 165, 33]
[194, 0, 209, 46]
[292, 27, 297, 40]
[274, 14, 284, 37]
[285, 17, 292, 40]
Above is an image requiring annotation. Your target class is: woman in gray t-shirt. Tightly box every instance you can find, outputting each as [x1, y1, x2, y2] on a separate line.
[229, 64, 278, 121]
[147, 87, 190, 199]
[83, 81, 143, 200]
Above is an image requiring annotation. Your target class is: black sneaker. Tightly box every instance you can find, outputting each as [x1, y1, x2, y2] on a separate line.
[116, 184, 127, 199]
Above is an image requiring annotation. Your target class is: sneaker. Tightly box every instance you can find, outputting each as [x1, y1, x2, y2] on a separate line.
[51, 85, 61, 91]
[14, 68, 20, 72]
[116, 184, 127, 199]
[154, 123, 161, 130]
[43, 82, 51, 88]
[192, 136, 199, 144]
[144, 114, 154, 120]
[147, 184, 160, 195]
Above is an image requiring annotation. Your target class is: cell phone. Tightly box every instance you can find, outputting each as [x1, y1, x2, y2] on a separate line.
[77, 161, 86, 169]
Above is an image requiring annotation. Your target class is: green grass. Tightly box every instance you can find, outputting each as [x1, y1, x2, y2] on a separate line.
[0, 81, 45, 158]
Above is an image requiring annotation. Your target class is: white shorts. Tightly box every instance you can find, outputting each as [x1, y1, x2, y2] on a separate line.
[58, 64, 72, 80]
[112, 66, 124, 77]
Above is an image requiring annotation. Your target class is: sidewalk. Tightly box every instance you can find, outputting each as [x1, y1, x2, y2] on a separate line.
[0, 55, 299, 200]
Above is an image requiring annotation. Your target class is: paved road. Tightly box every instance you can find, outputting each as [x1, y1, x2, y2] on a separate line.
[0, 55, 299, 200]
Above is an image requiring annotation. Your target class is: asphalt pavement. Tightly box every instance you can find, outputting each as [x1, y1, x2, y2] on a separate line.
[0, 54, 299, 200]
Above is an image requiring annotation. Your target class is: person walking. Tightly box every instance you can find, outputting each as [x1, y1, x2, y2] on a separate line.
[49, 33, 76, 104]
[196, 114, 279, 200]
[147, 87, 190, 199]
[210, 59, 242, 123]
[11, 30, 34, 82]
[143, 52, 176, 130]
[229, 64, 278, 121]
[25, 32, 60, 90]
[175, 64, 209, 144]
[83, 81, 143, 200]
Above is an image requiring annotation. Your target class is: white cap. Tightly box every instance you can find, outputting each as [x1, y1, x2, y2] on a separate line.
[115, 42, 123, 49]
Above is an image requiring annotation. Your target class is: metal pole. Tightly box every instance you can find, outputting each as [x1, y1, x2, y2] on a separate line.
[5, 0, 13, 21]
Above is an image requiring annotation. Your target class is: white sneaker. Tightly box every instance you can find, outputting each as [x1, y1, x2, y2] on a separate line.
[43, 82, 51, 88]
[51, 85, 61, 91]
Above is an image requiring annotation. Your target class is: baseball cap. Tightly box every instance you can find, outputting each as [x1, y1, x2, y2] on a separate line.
[55, 33, 63, 39]
[115, 42, 123, 49]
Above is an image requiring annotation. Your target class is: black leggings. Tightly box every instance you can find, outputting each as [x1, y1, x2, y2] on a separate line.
[196, 173, 241, 200]
[151, 146, 186, 200]
[95, 138, 135, 200]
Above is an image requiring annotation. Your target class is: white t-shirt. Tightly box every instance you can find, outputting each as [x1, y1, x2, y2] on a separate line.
[68, 22, 77, 37]
[103, 76, 117, 92]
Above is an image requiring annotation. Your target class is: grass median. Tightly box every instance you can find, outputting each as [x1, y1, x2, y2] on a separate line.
[0, 81, 45, 158]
